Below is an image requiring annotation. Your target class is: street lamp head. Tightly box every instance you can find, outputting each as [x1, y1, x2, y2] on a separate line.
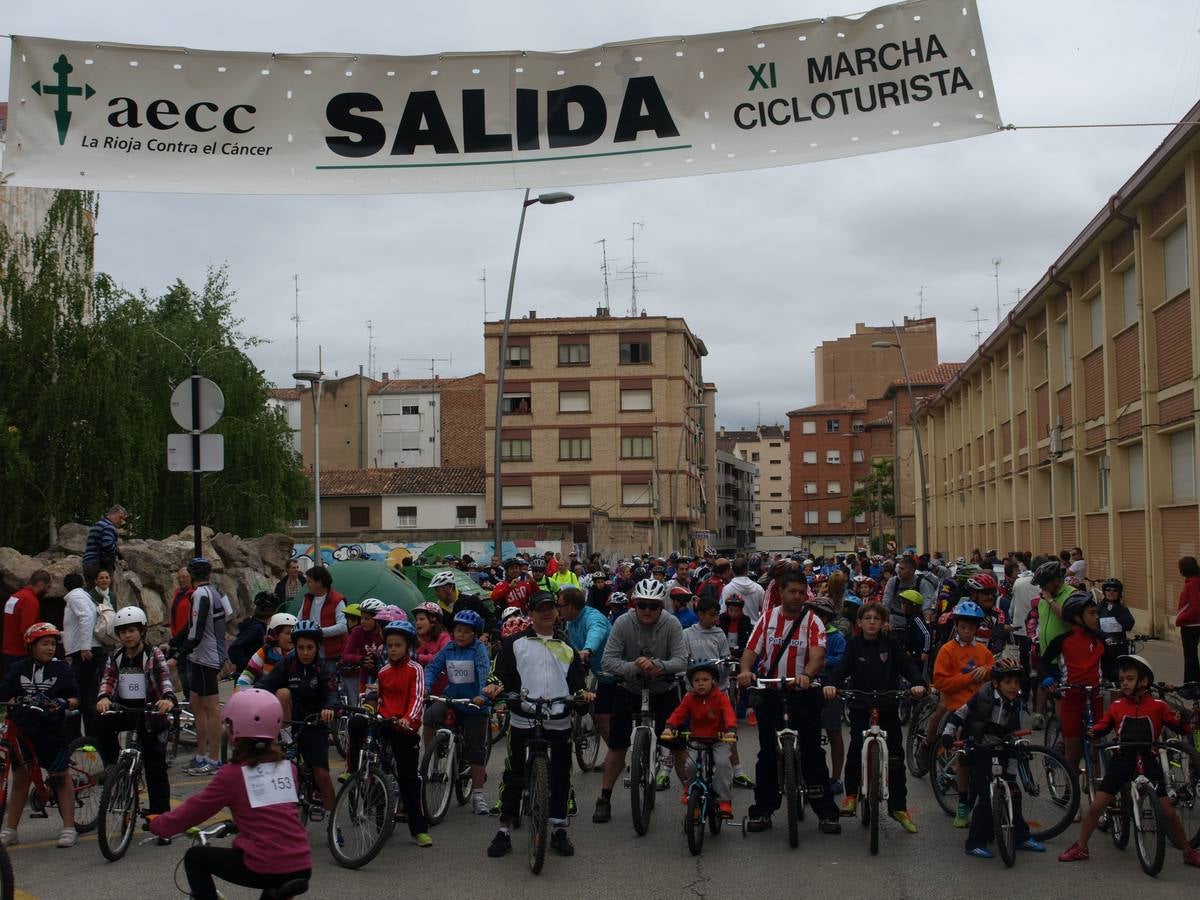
[292, 370, 323, 384]
[536, 191, 575, 205]
[870, 341, 897, 350]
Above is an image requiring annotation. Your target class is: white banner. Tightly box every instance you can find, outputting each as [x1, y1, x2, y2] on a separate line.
[4, 0, 1000, 194]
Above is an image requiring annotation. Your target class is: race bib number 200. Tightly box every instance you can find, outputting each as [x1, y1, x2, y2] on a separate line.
[243, 760, 299, 809]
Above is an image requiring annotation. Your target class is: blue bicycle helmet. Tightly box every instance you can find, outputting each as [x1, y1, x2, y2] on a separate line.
[291, 619, 323, 642]
[687, 659, 721, 681]
[952, 600, 985, 621]
[382, 619, 418, 643]
[453, 609, 485, 633]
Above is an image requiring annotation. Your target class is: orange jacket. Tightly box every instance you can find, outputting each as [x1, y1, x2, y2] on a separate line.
[933, 639, 994, 710]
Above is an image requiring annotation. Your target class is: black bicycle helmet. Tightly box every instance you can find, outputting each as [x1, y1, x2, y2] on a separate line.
[1032, 560, 1064, 587]
[1101, 578, 1124, 595]
[687, 659, 721, 682]
[187, 556, 212, 580]
[1060, 590, 1096, 626]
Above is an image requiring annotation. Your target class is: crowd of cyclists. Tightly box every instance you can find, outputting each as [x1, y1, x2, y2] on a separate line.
[1, 543, 1199, 896]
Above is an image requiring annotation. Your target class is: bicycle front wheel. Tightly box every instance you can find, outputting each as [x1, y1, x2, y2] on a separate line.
[630, 729, 652, 836]
[1133, 780, 1166, 876]
[906, 701, 933, 777]
[1110, 788, 1131, 849]
[331, 712, 350, 760]
[781, 734, 799, 849]
[67, 736, 104, 832]
[527, 754, 550, 875]
[1016, 744, 1078, 841]
[97, 761, 139, 861]
[866, 742, 881, 855]
[1163, 740, 1200, 848]
[574, 711, 601, 773]
[420, 732, 455, 826]
[993, 780, 1016, 867]
[685, 786, 705, 856]
[928, 744, 959, 817]
[327, 767, 395, 869]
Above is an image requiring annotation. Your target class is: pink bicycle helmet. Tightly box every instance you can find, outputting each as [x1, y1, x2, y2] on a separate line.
[223, 688, 283, 742]
[373, 605, 409, 625]
[413, 601, 443, 620]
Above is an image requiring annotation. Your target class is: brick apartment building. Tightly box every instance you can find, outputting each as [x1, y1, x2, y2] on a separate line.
[787, 401, 870, 553]
[717, 425, 791, 542]
[813, 317, 938, 404]
[483, 312, 714, 550]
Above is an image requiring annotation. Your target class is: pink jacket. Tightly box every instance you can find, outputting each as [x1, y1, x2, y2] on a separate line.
[417, 631, 451, 693]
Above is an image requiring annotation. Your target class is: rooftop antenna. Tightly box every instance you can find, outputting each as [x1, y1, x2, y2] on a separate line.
[478, 267, 492, 321]
[290, 274, 305, 375]
[1008, 287, 1025, 309]
[756, 402, 762, 429]
[992, 258, 1002, 324]
[968, 306, 987, 347]
[366, 320, 375, 378]
[916, 285, 926, 319]
[397, 355, 453, 382]
[596, 238, 611, 311]
[618, 222, 659, 317]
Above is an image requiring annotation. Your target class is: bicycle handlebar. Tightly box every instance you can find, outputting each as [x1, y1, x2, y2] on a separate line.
[425, 695, 488, 709]
[835, 689, 912, 701]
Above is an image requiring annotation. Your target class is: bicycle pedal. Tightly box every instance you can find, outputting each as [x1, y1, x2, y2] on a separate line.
[622, 778, 631, 787]
[29, 809, 48, 819]
[309, 809, 325, 822]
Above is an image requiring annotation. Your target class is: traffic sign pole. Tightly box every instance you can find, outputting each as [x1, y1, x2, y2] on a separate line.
[191, 366, 202, 559]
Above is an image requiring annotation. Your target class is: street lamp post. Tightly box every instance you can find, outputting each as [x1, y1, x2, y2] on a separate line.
[293, 366, 325, 561]
[669, 403, 709, 554]
[872, 325, 930, 553]
[492, 189, 575, 560]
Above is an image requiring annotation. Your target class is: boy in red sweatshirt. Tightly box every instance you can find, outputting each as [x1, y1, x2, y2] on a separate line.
[661, 659, 737, 819]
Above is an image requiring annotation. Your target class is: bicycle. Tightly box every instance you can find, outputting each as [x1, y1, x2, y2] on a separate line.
[675, 731, 734, 856]
[1102, 742, 1173, 877]
[1044, 682, 1114, 827]
[1157, 681, 1200, 847]
[327, 706, 396, 869]
[164, 701, 195, 766]
[158, 820, 309, 898]
[501, 691, 582, 875]
[421, 695, 488, 824]
[741, 676, 806, 848]
[281, 716, 326, 825]
[571, 675, 601, 773]
[930, 727, 1078, 841]
[837, 689, 909, 855]
[624, 677, 679, 837]
[949, 733, 1038, 867]
[0, 700, 103, 833]
[97, 703, 170, 861]
[904, 689, 940, 777]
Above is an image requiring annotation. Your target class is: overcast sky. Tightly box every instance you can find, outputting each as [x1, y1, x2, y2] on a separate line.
[4, 1, 1200, 430]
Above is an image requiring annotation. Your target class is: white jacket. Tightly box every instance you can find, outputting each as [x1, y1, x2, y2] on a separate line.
[63, 587, 100, 655]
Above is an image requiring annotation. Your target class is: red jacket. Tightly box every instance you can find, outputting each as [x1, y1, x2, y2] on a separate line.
[376, 657, 425, 729]
[300, 589, 347, 659]
[666, 689, 736, 739]
[1177, 575, 1200, 628]
[3, 587, 41, 656]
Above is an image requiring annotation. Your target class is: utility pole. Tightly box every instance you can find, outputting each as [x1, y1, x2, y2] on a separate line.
[291, 274, 304, 375]
[596, 238, 611, 312]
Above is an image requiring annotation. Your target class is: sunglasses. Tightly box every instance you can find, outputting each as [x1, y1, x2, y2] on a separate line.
[636, 602, 663, 611]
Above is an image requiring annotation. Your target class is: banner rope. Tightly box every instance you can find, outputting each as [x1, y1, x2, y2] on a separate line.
[1002, 121, 1200, 130]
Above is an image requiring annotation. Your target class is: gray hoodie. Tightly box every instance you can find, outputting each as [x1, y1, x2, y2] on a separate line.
[683, 624, 731, 688]
[602, 610, 687, 695]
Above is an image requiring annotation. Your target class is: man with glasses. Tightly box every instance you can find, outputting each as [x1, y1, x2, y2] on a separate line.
[594, 578, 688, 823]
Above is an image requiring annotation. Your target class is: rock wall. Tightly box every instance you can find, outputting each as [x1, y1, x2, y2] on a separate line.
[1, 524, 295, 642]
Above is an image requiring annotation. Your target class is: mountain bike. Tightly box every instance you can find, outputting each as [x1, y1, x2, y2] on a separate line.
[327, 706, 396, 868]
[904, 690, 940, 777]
[571, 674, 601, 773]
[281, 716, 326, 824]
[421, 696, 487, 824]
[838, 689, 909, 855]
[164, 701, 194, 766]
[624, 677, 678, 837]
[945, 733, 1036, 867]
[0, 701, 103, 832]
[677, 732, 734, 856]
[97, 704, 169, 860]
[501, 691, 581, 874]
[162, 820, 309, 898]
[741, 676, 805, 848]
[1044, 683, 1115, 828]
[1102, 743, 1172, 877]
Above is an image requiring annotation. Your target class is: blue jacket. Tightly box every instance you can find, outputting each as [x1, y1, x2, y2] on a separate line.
[565, 606, 611, 677]
[83, 517, 119, 567]
[821, 625, 847, 679]
[673, 607, 699, 630]
[424, 640, 490, 712]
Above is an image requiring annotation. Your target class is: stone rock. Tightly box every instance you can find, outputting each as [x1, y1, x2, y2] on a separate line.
[41, 555, 83, 597]
[213, 532, 263, 574]
[120, 540, 196, 596]
[0, 547, 40, 596]
[252, 533, 295, 577]
[55, 522, 90, 556]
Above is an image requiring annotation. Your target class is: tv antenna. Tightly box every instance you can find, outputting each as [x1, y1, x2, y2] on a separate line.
[366, 320, 376, 379]
[618, 222, 658, 316]
[756, 402, 762, 429]
[992, 258, 1002, 324]
[596, 238, 611, 312]
[290, 274, 306, 374]
[478, 267, 492, 321]
[1009, 287, 1025, 309]
[397, 355, 453, 382]
[916, 285, 927, 319]
[967, 306, 987, 347]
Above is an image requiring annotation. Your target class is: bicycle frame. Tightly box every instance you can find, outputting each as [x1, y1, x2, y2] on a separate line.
[0, 704, 75, 812]
[841, 690, 908, 808]
[750, 678, 800, 755]
[1052, 683, 1109, 805]
[630, 683, 674, 784]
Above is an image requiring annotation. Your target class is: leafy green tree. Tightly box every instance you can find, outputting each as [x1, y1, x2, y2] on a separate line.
[0, 190, 307, 552]
[849, 457, 895, 522]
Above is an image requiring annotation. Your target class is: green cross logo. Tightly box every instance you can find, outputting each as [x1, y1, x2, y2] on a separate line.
[31, 54, 96, 146]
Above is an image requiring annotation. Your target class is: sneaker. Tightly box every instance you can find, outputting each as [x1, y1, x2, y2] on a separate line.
[56, 828, 78, 848]
[0, 827, 17, 848]
[746, 709, 758, 726]
[487, 830, 512, 857]
[550, 828, 575, 857]
[819, 818, 842, 835]
[953, 802, 971, 828]
[829, 779, 844, 796]
[655, 773, 671, 791]
[1031, 713, 1045, 730]
[337, 771, 353, 784]
[732, 773, 755, 789]
[745, 814, 772, 832]
[680, 790, 690, 806]
[718, 800, 733, 819]
[472, 793, 490, 815]
[567, 792, 577, 817]
[1183, 847, 1200, 868]
[1018, 837, 1046, 852]
[965, 845, 993, 859]
[840, 796, 857, 817]
[155, 836, 172, 847]
[414, 832, 433, 848]
[184, 761, 217, 777]
[1057, 842, 1090, 862]
[890, 810, 918, 834]
[490, 799, 502, 817]
[592, 797, 611, 824]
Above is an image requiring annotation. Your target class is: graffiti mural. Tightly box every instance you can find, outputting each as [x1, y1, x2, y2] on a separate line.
[291, 539, 565, 570]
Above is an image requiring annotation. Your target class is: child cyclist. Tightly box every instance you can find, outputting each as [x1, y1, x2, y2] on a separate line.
[95, 607, 177, 833]
[258, 619, 338, 812]
[346, 619, 431, 847]
[685, 595, 752, 787]
[423, 609, 491, 815]
[0, 623, 80, 847]
[897, 589, 933, 673]
[148, 688, 312, 899]
[341, 598, 386, 700]
[236, 613, 296, 690]
[1058, 654, 1200, 867]
[824, 601, 926, 832]
[927, 600, 994, 827]
[660, 659, 737, 818]
[1037, 591, 1105, 778]
[941, 658, 1047, 858]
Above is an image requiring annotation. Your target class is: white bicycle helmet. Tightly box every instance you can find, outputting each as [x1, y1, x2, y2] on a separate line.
[358, 598, 386, 615]
[632, 578, 668, 603]
[114, 606, 147, 629]
[429, 571, 457, 590]
[268, 612, 298, 633]
[501, 606, 524, 621]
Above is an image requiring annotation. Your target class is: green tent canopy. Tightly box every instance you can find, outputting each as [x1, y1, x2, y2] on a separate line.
[411, 566, 492, 604]
[283, 560, 424, 616]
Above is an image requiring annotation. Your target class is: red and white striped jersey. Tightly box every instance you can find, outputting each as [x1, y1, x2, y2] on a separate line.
[746, 608, 826, 680]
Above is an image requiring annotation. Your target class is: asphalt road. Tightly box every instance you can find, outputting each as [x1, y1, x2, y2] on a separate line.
[6, 712, 1199, 900]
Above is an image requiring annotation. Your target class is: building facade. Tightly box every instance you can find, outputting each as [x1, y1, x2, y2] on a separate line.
[715, 449, 757, 552]
[718, 425, 791, 539]
[786, 402, 870, 553]
[813, 317, 938, 404]
[917, 102, 1200, 637]
[483, 312, 712, 551]
[267, 387, 303, 454]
